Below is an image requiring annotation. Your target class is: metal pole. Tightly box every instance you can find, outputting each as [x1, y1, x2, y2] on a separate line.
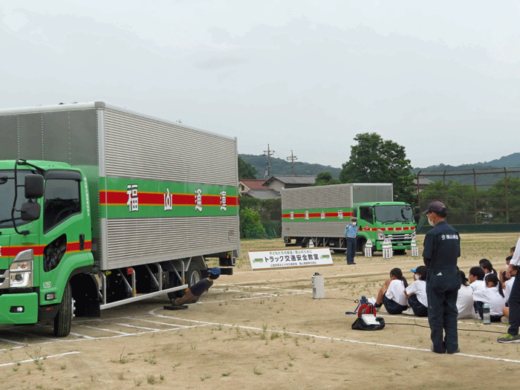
[417, 171, 421, 207]
[504, 167, 509, 224]
[442, 170, 447, 205]
[473, 169, 477, 225]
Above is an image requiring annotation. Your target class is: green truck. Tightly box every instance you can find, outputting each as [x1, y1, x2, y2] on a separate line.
[0, 102, 239, 337]
[281, 183, 416, 254]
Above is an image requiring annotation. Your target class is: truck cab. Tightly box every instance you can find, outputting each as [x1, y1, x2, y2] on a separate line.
[0, 160, 96, 335]
[355, 201, 416, 254]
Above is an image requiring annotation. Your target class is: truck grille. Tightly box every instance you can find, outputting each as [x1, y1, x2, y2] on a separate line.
[388, 234, 413, 241]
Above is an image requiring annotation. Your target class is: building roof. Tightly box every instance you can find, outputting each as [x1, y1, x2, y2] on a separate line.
[239, 179, 267, 190]
[413, 177, 433, 185]
[244, 189, 281, 199]
[263, 175, 316, 186]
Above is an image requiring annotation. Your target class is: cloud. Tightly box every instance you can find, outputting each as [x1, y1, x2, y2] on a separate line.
[192, 56, 248, 70]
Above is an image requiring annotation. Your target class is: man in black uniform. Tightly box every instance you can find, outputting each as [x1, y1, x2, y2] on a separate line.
[422, 201, 461, 354]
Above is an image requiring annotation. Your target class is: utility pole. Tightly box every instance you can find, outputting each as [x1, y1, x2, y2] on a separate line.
[263, 144, 275, 177]
[287, 150, 298, 175]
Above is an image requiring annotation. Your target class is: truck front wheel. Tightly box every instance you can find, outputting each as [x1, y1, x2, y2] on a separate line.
[54, 282, 73, 337]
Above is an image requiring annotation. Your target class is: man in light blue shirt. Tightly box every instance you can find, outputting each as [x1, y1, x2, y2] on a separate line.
[344, 217, 358, 265]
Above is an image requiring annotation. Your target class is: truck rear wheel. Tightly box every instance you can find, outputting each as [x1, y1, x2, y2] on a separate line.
[54, 282, 73, 337]
[168, 263, 202, 301]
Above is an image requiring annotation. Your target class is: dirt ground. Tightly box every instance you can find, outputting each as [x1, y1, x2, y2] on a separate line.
[1, 233, 519, 390]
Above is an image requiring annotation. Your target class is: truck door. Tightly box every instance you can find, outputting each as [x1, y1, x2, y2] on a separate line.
[39, 172, 89, 306]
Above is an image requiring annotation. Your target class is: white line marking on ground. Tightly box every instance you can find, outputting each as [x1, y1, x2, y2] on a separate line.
[115, 323, 161, 332]
[123, 318, 186, 328]
[150, 310, 520, 365]
[0, 351, 80, 367]
[377, 314, 508, 330]
[77, 325, 132, 335]
[69, 332, 94, 340]
[0, 338, 26, 346]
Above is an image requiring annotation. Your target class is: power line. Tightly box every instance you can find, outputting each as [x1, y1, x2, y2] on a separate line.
[287, 150, 298, 175]
[263, 144, 275, 177]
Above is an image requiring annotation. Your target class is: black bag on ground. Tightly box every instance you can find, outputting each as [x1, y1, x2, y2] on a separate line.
[351, 316, 385, 331]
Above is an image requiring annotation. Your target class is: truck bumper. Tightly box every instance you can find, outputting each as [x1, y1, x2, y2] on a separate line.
[0, 292, 39, 325]
[375, 241, 412, 251]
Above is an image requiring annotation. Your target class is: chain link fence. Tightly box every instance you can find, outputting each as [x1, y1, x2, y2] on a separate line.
[417, 167, 520, 225]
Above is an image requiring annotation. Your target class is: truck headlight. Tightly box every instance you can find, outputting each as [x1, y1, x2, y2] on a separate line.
[9, 260, 33, 288]
[377, 229, 384, 241]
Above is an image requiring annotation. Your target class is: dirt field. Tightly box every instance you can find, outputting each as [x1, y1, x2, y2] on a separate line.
[1, 233, 518, 390]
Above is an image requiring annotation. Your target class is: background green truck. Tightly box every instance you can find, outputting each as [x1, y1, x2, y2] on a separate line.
[281, 183, 416, 254]
[0, 102, 239, 337]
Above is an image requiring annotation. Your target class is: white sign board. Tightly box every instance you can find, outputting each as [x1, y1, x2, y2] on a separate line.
[248, 248, 333, 271]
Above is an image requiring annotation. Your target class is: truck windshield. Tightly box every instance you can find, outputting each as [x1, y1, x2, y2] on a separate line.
[0, 170, 32, 228]
[374, 205, 414, 223]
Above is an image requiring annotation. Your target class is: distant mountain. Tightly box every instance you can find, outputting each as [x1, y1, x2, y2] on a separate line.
[239, 154, 342, 179]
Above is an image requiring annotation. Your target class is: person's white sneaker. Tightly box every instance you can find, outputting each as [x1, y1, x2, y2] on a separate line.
[405, 308, 414, 315]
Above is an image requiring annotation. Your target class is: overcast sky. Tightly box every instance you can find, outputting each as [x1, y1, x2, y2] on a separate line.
[2, 1, 520, 169]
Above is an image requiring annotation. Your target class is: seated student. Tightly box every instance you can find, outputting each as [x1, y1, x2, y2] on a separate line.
[456, 270, 478, 319]
[479, 259, 497, 282]
[375, 268, 408, 314]
[404, 266, 428, 317]
[502, 265, 518, 323]
[511, 246, 516, 257]
[473, 273, 506, 322]
[469, 267, 486, 293]
[500, 256, 513, 286]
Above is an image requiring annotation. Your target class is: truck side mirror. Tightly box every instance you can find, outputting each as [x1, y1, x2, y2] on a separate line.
[21, 202, 41, 221]
[25, 174, 44, 199]
[414, 206, 421, 215]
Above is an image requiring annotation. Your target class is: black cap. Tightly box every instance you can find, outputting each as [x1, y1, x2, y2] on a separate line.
[422, 201, 446, 215]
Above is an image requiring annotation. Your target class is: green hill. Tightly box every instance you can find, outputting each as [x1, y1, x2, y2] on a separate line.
[239, 154, 342, 179]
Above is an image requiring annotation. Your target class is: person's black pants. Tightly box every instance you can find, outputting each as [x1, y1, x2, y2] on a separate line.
[346, 237, 356, 264]
[508, 275, 520, 336]
[427, 268, 460, 353]
[408, 294, 428, 317]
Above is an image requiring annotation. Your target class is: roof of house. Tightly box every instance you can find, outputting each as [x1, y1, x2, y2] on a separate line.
[244, 189, 281, 199]
[239, 179, 267, 190]
[263, 175, 316, 186]
[413, 177, 433, 185]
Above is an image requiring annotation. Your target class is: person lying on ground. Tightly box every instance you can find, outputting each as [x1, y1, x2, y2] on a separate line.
[374, 268, 408, 314]
[473, 273, 506, 322]
[173, 267, 221, 306]
[469, 267, 486, 293]
[405, 266, 428, 317]
[457, 270, 479, 319]
[500, 256, 513, 286]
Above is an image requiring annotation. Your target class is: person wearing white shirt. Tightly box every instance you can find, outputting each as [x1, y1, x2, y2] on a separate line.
[375, 268, 408, 314]
[456, 270, 479, 319]
[502, 267, 518, 324]
[498, 237, 520, 343]
[473, 273, 506, 322]
[469, 267, 486, 293]
[405, 266, 428, 317]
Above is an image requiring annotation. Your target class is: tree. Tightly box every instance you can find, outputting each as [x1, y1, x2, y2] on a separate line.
[240, 207, 266, 239]
[238, 156, 258, 180]
[314, 172, 341, 186]
[340, 133, 416, 204]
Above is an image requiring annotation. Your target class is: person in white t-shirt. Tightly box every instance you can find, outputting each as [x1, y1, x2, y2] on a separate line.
[405, 266, 428, 317]
[456, 270, 479, 319]
[502, 266, 518, 323]
[375, 268, 408, 314]
[473, 273, 506, 322]
[469, 267, 486, 293]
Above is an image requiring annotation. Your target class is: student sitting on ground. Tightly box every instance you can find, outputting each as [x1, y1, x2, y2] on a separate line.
[404, 266, 428, 317]
[502, 265, 518, 324]
[469, 267, 486, 293]
[456, 270, 478, 319]
[479, 259, 497, 282]
[500, 256, 513, 286]
[374, 268, 408, 314]
[473, 273, 506, 322]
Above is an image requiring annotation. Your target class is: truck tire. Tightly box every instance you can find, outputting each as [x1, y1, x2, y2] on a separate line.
[54, 282, 73, 337]
[394, 249, 407, 255]
[168, 263, 202, 301]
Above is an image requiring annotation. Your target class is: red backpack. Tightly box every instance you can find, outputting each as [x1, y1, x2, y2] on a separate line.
[357, 303, 377, 318]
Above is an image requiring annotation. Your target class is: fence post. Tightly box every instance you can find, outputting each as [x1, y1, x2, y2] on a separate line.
[504, 168, 509, 224]
[473, 169, 477, 225]
[417, 171, 422, 208]
[442, 170, 447, 206]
